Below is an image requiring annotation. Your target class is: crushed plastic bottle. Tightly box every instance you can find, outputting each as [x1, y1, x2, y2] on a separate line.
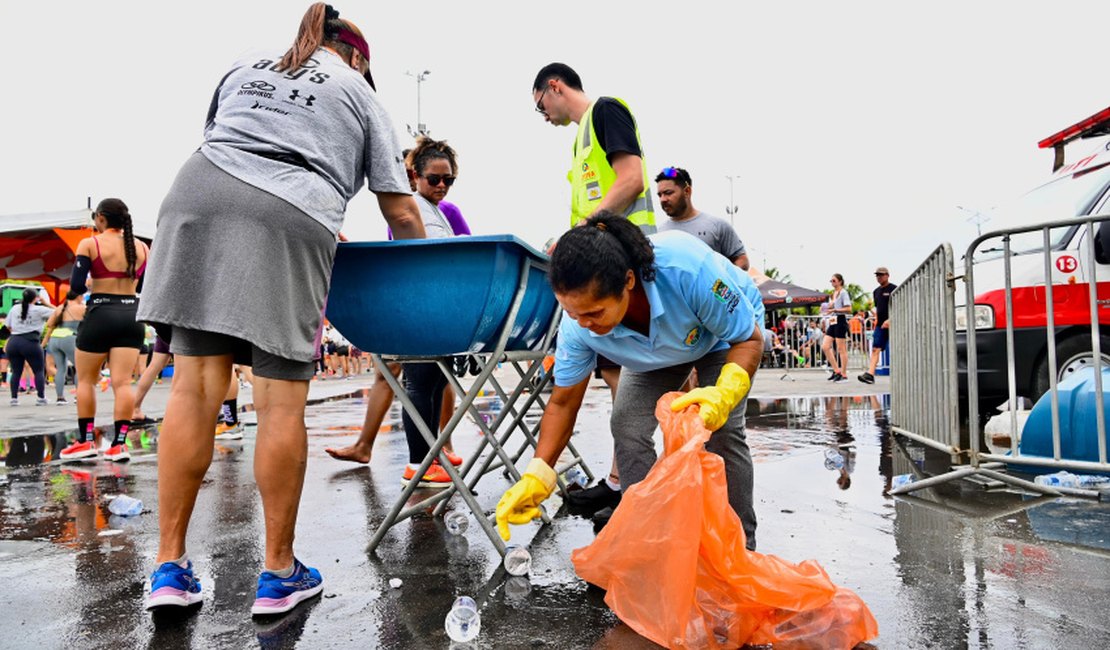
[503, 545, 532, 576]
[444, 595, 481, 643]
[1033, 471, 1110, 489]
[823, 447, 845, 470]
[891, 474, 916, 489]
[107, 494, 143, 517]
[444, 510, 469, 536]
[563, 466, 588, 489]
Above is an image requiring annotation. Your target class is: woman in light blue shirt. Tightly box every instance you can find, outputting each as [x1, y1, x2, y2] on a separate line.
[497, 212, 765, 550]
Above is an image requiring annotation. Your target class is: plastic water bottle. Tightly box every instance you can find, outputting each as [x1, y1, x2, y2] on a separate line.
[891, 474, 915, 489]
[823, 448, 845, 470]
[503, 545, 532, 576]
[563, 467, 588, 489]
[108, 494, 143, 517]
[1034, 471, 1110, 489]
[444, 595, 481, 643]
[444, 510, 469, 536]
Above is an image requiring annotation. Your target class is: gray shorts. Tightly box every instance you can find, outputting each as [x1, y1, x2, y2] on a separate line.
[170, 327, 315, 381]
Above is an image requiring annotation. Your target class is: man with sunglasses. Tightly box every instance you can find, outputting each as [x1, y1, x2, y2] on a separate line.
[858, 267, 896, 384]
[532, 63, 655, 233]
[531, 62, 656, 526]
[655, 166, 749, 270]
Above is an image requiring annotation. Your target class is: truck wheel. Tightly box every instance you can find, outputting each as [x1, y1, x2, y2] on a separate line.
[1031, 333, 1110, 402]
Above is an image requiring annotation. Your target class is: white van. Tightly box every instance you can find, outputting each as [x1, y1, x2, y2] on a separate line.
[958, 106, 1110, 413]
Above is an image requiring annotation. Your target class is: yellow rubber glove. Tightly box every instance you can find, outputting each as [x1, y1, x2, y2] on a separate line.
[496, 458, 557, 541]
[670, 363, 751, 430]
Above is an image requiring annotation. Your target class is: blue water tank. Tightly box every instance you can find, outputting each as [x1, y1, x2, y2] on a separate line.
[1020, 367, 1110, 463]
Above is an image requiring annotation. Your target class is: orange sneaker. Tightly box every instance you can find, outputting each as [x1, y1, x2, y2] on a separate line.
[104, 443, 131, 462]
[442, 450, 464, 467]
[214, 422, 244, 440]
[60, 440, 98, 461]
[401, 462, 452, 489]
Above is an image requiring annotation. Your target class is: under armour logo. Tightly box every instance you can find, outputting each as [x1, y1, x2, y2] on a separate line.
[289, 89, 316, 106]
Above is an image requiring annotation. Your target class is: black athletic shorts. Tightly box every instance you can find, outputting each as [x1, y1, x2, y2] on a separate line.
[336, 345, 350, 357]
[76, 294, 145, 353]
[827, 315, 849, 340]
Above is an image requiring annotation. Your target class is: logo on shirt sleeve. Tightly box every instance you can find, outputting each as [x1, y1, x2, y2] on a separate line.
[684, 326, 702, 347]
[711, 279, 742, 314]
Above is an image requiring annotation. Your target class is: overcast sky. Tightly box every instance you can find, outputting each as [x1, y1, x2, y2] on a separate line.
[3, 1, 1108, 292]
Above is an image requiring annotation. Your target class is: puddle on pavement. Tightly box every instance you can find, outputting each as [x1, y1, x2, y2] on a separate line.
[4, 389, 1110, 648]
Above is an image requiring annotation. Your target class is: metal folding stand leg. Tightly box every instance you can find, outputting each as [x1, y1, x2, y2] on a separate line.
[364, 255, 587, 558]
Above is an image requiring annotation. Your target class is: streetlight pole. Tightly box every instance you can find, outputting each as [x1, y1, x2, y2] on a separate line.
[405, 69, 431, 137]
[725, 175, 739, 228]
[956, 205, 990, 236]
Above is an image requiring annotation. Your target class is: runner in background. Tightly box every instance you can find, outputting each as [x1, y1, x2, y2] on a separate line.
[61, 198, 149, 461]
[44, 293, 85, 404]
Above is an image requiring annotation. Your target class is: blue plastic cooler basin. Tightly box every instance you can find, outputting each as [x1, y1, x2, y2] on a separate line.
[326, 235, 556, 356]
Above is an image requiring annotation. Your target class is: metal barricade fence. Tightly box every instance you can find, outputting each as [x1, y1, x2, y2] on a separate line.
[768, 313, 877, 372]
[888, 244, 961, 456]
[892, 216, 1110, 498]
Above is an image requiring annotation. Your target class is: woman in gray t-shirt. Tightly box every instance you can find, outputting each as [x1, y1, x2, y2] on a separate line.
[821, 273, 853, 382]
[4, 288, 53, 404]
[136, 3, 426, 616]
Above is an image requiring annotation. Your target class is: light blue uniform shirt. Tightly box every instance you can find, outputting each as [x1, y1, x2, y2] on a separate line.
[553, 230, 765, 387]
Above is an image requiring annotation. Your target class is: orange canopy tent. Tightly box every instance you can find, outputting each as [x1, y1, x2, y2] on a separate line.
[0, 209, 153, 304]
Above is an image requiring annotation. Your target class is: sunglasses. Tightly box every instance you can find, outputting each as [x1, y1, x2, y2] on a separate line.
[423, 174, 456, 187]
[535, 87, 549, 114]
[875, 273, 888, 277]
[659, 166, 690, 186]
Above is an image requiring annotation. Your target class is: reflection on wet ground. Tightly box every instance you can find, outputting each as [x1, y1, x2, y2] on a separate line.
[2, 388, 1109, 648]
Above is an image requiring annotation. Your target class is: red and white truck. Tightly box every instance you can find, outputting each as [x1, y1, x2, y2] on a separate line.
[958, 106, 1110, 413]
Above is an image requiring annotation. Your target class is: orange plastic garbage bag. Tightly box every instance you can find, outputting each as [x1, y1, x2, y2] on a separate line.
[572, 392, 879, 649]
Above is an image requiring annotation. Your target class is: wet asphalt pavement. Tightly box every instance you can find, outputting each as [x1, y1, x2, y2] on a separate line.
[2, 370, 1109, 649]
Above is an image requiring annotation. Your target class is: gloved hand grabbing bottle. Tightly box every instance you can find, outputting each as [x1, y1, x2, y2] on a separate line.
[670, 362, 751, 430]
[495, 458, 557, 540]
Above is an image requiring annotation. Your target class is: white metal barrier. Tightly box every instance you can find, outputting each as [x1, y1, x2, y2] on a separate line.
[891, 216, 1110, 498]
[888, 244, 961, 455]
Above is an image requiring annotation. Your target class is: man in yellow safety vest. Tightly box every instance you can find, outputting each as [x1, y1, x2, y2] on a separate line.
[531, 62, 656, 528]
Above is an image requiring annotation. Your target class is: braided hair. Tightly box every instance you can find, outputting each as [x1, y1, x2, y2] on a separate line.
[549, 211, 656, 299]
[279, 3, 367, 74]
[406, 136, 459, 177]
[95, 198, 138, 279]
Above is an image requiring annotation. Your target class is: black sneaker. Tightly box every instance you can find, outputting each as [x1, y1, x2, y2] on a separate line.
[858, 372, 875, 384]
[591, 506, 615, 531]
[566, 480, 621, 515]
[826, 372, 837, 381]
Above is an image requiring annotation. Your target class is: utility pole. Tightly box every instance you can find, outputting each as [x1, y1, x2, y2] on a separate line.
[405, 70, 431, 137]
[725, 175, 739, 228]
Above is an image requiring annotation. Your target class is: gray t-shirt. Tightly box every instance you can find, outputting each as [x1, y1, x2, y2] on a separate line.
[5, 304, 52, 336]
[416, 195, 455, 239]
[657, 212, 745, 261]
[200, 48, 411, 235]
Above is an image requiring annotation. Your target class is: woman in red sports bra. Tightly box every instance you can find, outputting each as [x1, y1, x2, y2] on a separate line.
[58, 198, 150, 463]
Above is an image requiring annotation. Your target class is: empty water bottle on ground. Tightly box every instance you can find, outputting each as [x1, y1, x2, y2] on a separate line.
[563, 466, 588, 489]
[823, 447, 845, 470]
[503, 545, 532, 576]
[108, 494, 143, 517]
[444, 595, 481, 643]
[891, 474, 915, 489]
[444, 510, 469, 535]
[1033, 471, 1110, 489]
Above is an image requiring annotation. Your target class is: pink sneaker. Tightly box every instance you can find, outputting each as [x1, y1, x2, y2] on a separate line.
[104, 443, 131, 462]
[60, 440, 98, 461]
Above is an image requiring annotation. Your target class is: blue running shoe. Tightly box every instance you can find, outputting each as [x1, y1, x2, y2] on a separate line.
[146, 560, 203, 609]
[251, 559, 323, 615]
